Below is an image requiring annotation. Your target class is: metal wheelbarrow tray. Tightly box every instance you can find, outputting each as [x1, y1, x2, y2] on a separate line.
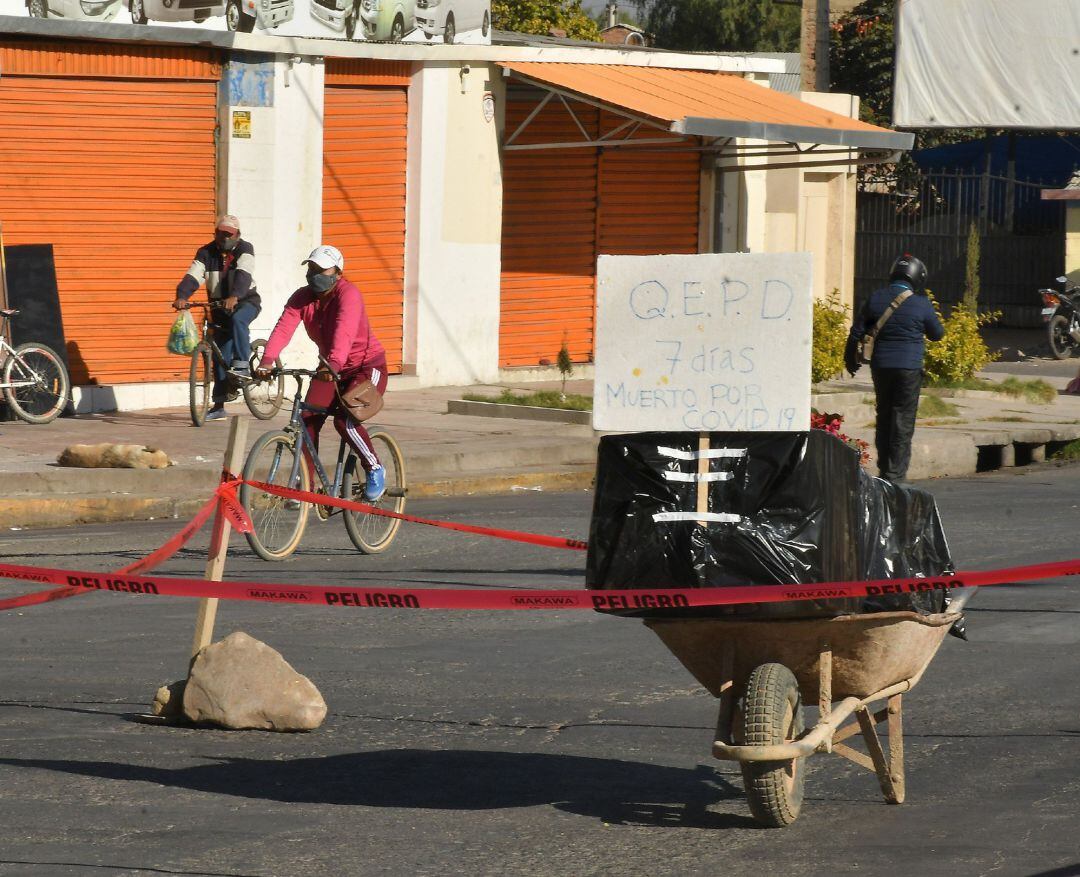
[646, 610, 960, 827]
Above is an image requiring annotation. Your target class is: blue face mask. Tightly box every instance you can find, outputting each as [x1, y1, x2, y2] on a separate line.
[307, 272, 336, 294]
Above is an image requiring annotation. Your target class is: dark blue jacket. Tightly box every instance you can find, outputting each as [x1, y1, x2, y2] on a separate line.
[849, 281, 945, 370]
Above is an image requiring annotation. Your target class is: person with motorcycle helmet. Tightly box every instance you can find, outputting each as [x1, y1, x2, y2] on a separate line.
[845, 253, 944, 484]
[172, 214, 262, 420]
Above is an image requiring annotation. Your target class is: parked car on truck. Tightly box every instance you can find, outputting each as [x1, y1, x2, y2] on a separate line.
[128, 0, 224, 26]
[128, 0, 291, 31]
[27, 0, 121, 22]
[416, 0, 488, 43]
[360, 0, 415, 40]
[312, 0, 413, 39]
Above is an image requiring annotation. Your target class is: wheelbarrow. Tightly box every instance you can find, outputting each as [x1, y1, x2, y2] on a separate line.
[646, 609, 961, 827]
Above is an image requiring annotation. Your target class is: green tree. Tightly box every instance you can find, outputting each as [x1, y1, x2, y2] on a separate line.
[631, 0, 798, 52]
[830, 0, 983, 150]
[492, 0, 601, 40]
[829, 0, 893, 128]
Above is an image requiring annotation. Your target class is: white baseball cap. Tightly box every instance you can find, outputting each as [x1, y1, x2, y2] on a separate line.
[215, 214, 241, 233]
[303, 244, 344, 271]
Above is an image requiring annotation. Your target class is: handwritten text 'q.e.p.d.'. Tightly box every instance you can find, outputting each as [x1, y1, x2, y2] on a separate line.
[628, 278, 796, 322]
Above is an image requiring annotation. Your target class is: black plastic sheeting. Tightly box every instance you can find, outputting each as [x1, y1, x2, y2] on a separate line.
[585, 430, 955, 619]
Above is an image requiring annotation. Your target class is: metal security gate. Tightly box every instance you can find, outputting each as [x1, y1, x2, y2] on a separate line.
[499, 90, 702, 368]
[499, 90, 601, 368]
[0, 40, 221, 385]
[856, 170, 1064, 325]
[323, 60, 411, 373]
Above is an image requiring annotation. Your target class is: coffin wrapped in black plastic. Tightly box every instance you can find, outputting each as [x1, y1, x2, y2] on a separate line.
[585, 430, 953, 618]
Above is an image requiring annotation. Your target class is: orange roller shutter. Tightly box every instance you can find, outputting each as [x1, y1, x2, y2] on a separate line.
[500, 93, 599, 368]
[323, 81, 408, 373]
[0, 42, 219, 386]
[598, 111, 701, 256]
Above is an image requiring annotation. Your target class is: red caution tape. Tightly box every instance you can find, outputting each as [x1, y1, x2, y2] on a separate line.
[238, 479, 589, 551]
[0, 557, 1076, 611]
[0, 491, 221, 612]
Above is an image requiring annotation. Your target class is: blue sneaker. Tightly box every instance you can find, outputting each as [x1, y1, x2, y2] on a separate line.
[205, 405, 227, 421]
[364, 465, 386, 502]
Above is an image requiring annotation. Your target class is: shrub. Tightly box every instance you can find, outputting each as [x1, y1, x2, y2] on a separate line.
[556, 336, 574, 397]
[811, 410, 869, 464]
[923, 293, 1000, 386]
[812, 289, 850, 385]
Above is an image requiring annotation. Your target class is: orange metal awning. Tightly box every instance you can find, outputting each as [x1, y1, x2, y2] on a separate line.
[499, 62, 913, 153]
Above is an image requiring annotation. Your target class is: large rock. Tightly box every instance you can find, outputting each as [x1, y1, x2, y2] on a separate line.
[183, 632, 327, 731]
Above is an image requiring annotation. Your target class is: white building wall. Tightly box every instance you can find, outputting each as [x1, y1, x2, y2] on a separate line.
[226, 55, 325, 367]
[405, 62, 503, 386]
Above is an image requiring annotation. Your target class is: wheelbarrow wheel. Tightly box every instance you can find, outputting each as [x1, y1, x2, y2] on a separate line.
[740, 662, 806, 828]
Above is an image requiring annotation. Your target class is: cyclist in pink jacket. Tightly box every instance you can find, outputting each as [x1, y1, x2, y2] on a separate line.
[255, 245, 388, 501]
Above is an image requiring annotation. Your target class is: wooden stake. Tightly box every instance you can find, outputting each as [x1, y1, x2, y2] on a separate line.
[191, 415, 248, 659]
[696, 433, 710, 524]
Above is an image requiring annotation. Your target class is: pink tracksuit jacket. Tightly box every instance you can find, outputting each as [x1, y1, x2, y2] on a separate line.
[259, 278, 385, 375]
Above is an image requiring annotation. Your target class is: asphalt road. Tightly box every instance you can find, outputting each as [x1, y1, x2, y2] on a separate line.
[1, 469, 1079, 877]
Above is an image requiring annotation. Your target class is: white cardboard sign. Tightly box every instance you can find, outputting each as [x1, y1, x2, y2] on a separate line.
[593, 252, 812, 433]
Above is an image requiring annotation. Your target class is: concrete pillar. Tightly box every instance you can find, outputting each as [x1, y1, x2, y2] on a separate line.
[405, 62, 503, 386]
[1066, 204, 1080, 285]
[220, 53, 325, 365]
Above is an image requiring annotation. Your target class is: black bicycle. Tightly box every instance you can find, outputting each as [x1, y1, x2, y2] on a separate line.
[183, 302, 286, 426]
[238, 367, 407, 561]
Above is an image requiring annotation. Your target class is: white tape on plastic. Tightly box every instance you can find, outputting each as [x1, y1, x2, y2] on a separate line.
[652, 512, 742, 523]
[663, 471, 734, 483]
[657, 446, 747, 461]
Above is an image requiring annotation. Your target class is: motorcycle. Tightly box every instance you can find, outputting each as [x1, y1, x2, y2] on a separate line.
[1039, 275, 1080, 359]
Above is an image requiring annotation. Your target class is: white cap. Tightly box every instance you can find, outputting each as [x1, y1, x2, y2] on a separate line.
[303, 244, 344, 271]
[215, 214, 241, 233]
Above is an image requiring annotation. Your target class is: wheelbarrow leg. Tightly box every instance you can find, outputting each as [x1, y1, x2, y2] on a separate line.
[818, 641, 832, 753]
[713, 639, 737, 744]
[887, 694, 905, 804]
[855, 702, 905, 805]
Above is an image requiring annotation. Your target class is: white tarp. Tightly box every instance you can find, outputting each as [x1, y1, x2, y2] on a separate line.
[894, 0, 1080, 129]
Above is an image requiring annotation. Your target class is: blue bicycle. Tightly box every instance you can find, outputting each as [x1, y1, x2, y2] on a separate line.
[238, 367, 407, 561]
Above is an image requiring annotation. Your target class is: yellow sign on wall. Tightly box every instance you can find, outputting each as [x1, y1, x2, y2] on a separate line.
[231, 110, 252, 140]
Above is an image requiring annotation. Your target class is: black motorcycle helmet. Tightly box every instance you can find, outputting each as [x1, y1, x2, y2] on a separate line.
[889, 253, 928, 292]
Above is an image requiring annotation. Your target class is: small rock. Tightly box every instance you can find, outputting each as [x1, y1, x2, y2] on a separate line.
[152, 680, 187, 718]
[183, 631, 327, 732]
[57, 443, 171, 469]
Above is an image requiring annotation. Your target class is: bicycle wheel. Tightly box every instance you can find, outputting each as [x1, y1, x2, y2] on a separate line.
[189, 344, 212, 426]
[342, 427, 407, 554]
[3, 342, 69, 424]
[243, 339, 285, 420]
[240, 430, 311, 561]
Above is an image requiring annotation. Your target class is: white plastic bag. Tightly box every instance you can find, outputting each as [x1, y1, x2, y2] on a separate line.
[166, 310, 200, 356]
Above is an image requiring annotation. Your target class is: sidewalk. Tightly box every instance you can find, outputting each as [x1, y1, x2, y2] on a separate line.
[1, 368, 1079, 529]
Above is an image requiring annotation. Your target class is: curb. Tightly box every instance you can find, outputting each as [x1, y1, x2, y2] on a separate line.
[447, 399, 592, 425]
[0, 469, 598, 531]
